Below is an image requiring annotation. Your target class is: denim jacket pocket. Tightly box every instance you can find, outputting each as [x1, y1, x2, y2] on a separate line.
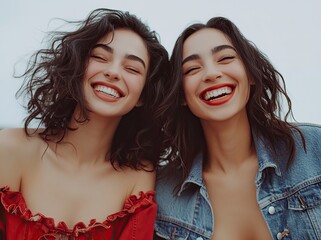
[261, 179, 321, 240]
[287, 182, 321, 210]
[286, 181, 321, 239]
[154, 219, 189, 240]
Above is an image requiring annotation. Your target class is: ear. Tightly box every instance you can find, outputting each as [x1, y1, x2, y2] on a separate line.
[135, 99, 143, 107]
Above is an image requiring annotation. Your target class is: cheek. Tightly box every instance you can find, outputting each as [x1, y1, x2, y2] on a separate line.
[83, 63, 98, 81]
[127, 76, 146, 95]
[183, 79, 200, 104]
[227, 64, 245, 79]
[240, 78, 252, 103]
[182, 78, 194, 95]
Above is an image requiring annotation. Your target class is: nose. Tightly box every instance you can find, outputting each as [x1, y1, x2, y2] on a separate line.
[104, 62, 120, 81]
[202, 63, 222, 82]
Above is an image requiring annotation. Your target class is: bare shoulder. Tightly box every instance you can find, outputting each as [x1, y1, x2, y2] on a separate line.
[0, 128, 43, 190]
[0, 128, 28, 143]
[129, 161, 156, 196]
[0, 128, 39, 153]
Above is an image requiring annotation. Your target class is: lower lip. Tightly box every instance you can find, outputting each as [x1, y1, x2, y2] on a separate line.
[201, 89, 235, 106]
[94, 90, 120, 102]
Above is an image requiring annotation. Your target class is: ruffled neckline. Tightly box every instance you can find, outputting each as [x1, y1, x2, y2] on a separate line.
[0, 186, 155, 236]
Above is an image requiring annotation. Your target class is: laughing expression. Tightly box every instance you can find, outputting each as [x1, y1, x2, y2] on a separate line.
[182, 28, 251, 123]
[83, 28, 149, 119]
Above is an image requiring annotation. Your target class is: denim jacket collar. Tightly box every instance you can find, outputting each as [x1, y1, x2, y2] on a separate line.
[254, 133, 282, 176]
[177, 153, 205, 196]
[177, 132, 283, 196]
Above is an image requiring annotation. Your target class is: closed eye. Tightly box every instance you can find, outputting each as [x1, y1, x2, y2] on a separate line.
[184, 67, 200, 75]
[218, 56, 235, 63]
[126, 67, 141, 74]
[92, 55, 107, 61]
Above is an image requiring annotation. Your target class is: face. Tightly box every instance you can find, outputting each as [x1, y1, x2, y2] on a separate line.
[182, 28, 250, 123]
[83, 28, 149, 118]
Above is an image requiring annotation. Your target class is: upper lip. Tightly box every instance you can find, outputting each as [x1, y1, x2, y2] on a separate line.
[91, 81, 125, 97]
[200, 83, 236, 100]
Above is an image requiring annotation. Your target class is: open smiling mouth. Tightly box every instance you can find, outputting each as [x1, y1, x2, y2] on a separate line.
[93, 84, 123, 99]
[200, 84, 235, 105]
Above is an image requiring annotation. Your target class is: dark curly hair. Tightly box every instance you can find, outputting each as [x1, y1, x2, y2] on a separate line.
[16, 8, 170, 169]
[162, 16, 305, 180]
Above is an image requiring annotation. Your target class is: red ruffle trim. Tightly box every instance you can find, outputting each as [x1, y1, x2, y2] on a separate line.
[0, 186, 156, 235]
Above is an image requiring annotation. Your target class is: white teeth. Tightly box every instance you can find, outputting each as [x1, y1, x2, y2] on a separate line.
[204, 86, 232, 101]
[95, 85, 120, 98]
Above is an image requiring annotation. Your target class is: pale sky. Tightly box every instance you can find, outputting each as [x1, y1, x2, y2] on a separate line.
[1, 0, 320, 128]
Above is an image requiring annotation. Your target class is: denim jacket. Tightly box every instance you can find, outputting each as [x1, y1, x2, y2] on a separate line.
[154, 123, 321, 240]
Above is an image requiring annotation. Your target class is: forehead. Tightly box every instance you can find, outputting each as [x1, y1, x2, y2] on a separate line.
[99, 29, 149, 62]
[183, 28, 232, 57]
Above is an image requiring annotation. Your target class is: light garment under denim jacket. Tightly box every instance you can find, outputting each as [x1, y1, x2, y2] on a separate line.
[154, 123, 321, 240]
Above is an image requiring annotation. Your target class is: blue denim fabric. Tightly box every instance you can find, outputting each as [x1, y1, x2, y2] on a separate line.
[154, 123, 321, 240]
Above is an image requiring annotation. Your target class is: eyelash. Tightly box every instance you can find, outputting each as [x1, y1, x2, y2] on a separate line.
[92, 55, 107, 61]
[126, 67, 140, 74]
[184, 67, 200, 75]
[219, 56, 235, 62]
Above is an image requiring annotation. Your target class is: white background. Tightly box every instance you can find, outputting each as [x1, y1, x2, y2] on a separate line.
[1, 0, 320, 128]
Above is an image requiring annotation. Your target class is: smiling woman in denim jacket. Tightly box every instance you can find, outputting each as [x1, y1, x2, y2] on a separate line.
[154, 17, 321, 240]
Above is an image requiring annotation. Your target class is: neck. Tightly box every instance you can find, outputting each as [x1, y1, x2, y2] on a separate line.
[201, 110, 256, 173]
[52, 111, 121, 167]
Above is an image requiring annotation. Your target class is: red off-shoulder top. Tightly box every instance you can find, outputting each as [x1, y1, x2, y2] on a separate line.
[0, 187, 157, 240]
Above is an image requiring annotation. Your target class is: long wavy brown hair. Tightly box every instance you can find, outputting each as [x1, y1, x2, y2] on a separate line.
[161, 16, 305, 181]
[16, 8, 170, 170]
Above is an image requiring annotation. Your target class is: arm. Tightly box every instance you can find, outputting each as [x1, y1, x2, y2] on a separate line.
[0, 129, 26, 191]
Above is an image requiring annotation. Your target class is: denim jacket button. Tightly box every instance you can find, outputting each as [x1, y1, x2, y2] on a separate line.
[196, 237, 203, 240]
[276, 232, 283, 240]
[276, 229, 290, 240]
[268, 206, 276, 215]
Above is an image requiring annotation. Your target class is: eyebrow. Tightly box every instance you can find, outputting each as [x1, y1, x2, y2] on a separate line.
[182, 44, 236, 66]
[93, 43, 146, 69]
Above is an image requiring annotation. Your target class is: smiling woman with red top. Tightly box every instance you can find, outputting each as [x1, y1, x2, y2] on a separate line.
[154, 17, 321, 240]
[0, 8, 169, 239]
